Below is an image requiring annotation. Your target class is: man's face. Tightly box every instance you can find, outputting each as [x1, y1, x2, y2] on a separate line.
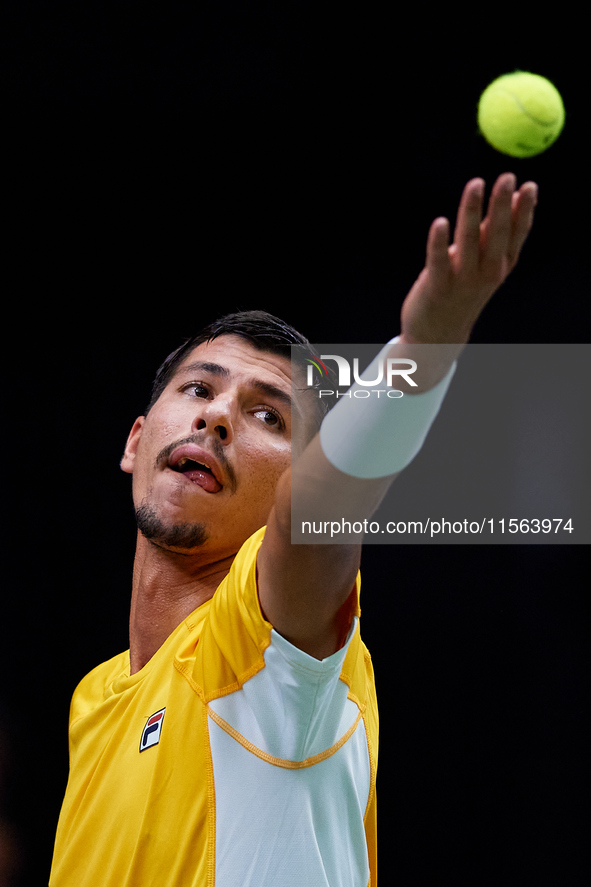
[121, 335, 310, 559]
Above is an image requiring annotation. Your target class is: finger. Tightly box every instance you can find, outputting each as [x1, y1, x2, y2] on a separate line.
[480, 172, 516, 278]
[452, 178, 485, 274]
[507, 181, 538, 269]
[426, 216, 451, 287]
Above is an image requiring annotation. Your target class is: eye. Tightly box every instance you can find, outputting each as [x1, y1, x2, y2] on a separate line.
[181, 382, 210, 398]
[252, 407, 284, 430]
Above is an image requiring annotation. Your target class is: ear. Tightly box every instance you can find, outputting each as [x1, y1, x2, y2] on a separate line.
[120, 416, 145, 474]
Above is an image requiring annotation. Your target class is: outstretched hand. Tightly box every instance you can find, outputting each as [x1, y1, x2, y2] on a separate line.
[400, 173, 538, 345]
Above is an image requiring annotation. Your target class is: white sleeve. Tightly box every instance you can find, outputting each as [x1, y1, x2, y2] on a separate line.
[320, 339, 457, 477]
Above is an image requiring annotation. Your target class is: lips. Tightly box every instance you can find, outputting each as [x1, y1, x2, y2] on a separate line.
[167, 445, 223, 493]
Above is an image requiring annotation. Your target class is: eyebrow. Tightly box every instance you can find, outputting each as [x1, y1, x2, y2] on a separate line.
[179, 361, 230, 379]
[176, 360, 296, 413]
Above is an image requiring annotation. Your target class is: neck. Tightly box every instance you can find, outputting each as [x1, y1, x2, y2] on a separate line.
[128, 532, 235, 674]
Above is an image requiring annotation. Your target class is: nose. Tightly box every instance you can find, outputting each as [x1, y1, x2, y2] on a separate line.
[191, 396, 234, 443]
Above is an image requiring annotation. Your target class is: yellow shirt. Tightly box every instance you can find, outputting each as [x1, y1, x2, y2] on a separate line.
[50, 528, 379, 886]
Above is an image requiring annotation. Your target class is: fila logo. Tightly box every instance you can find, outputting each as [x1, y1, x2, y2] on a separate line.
[140, 708, 166, 752]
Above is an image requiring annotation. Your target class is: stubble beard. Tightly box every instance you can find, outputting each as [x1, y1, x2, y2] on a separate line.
[134, 501, 210, 551]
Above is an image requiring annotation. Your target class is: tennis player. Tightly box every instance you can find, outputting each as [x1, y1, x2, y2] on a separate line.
[49, 173, 537, 886]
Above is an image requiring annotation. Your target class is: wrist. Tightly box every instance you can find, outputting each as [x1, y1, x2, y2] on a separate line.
[390, 335, 463, 392]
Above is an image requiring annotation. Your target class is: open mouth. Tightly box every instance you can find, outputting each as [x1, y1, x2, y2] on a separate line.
[169, 457, 223, 493]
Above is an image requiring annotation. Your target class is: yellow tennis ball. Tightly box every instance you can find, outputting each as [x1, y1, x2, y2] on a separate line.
[478, 71, 565, 158]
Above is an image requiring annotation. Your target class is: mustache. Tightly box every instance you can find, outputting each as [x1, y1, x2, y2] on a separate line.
[155, 434, 237, 494]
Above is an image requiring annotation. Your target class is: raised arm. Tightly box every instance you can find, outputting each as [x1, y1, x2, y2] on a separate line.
[257, 173, 538, 659]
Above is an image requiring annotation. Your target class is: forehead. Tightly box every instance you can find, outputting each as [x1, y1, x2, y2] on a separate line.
[175, 334, 293, 385]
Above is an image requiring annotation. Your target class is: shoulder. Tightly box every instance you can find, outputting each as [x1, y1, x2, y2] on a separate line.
[69, 650, 130, 725]
[226, 525, 267, 590]
[179, 527, 271, 698]
[208, 525, 271, 642]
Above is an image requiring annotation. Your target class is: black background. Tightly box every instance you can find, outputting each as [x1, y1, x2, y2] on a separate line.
[2, 3, 588, 885]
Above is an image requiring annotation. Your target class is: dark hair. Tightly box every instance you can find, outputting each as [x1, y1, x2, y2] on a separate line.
[144, 309, 336, 424]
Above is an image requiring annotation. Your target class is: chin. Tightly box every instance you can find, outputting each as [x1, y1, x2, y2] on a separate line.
[135, 502, 210, 550]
